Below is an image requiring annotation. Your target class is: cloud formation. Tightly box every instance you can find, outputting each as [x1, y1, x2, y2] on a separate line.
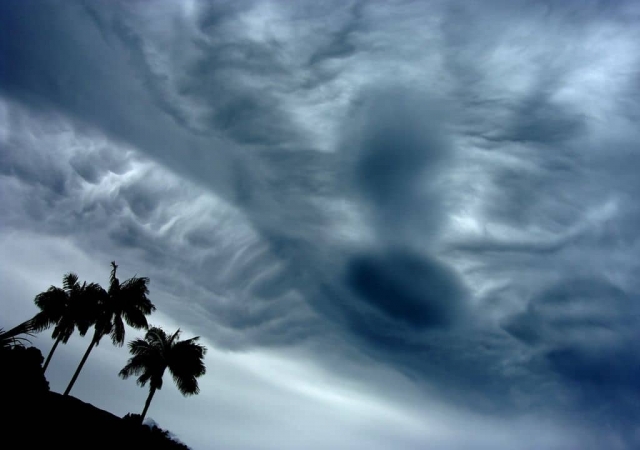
[2, 0, 640, 448]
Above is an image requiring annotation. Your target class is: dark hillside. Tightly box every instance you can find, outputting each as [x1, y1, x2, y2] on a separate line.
[1, 346, 190, 450]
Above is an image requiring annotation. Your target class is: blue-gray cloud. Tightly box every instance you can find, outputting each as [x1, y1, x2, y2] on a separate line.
[346, 250, 466, 329]
[2, 0, 640, 448]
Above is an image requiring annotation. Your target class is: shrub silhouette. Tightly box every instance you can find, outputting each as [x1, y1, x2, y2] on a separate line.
[0, 345, 49, 399]
[122, 414, 190, 449]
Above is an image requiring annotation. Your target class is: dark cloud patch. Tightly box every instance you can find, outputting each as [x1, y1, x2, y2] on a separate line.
[0, 1, 124, 121]
[547, 345, 640, 391]
[307, 1, 364, 66]
[0, 112, 70, 197]
[174, 26, 303, 145]
[108, 219, 161, 259]
[346, 250, 466, 329]
[547, 343, 640, 447]
[308, 34, 357, 66]
[162, 1, 318, 146]
[116, 179, 176, 223]
[69, 155, 102, 185]
[480, 148, 589, 233]
[203, 293, 322, 348]
[211, 92, 295, 145]
[501, 88, 586, 144]
[248, 266, 292, 301]
[503, 278, 637, 346]
[0, 139, 69, 196]
[195, 0, 257, 33]
[345, 313, 416, 352]
[344, 87, 452, 243]
[341, 319, 548, 416]
[184, 228, 219, 249]
[464, 82, 587, 145]
[503, 277, 640, 427]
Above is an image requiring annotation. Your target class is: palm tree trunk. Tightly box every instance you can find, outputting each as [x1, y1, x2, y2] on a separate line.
[42, 335, 62, 373]
[63, 334, 97, 396]
[140, 386, 157, 424]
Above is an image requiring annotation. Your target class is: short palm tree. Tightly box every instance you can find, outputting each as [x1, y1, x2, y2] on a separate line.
[0, 318, 37, 352]
[31, 273, 100, 372]
[119, 326, 207, 423]
[64, 262, 156, 396]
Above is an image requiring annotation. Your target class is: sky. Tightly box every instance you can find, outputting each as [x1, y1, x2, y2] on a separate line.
[1, 0, 640, 448]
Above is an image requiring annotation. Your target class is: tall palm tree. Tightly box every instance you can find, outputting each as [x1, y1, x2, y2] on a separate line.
[64, 262, 156, 396]
[31, 273, 100, 372]
[119, 326, 207, 423]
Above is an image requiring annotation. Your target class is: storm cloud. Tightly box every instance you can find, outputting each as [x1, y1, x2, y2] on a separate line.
[2, 0, 640, 448]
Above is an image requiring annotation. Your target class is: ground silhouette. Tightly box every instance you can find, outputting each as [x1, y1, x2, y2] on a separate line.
[1, 345, 190, 450]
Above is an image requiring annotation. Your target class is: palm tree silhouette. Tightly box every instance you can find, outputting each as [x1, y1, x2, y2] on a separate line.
[119, 326, 207, 424]
[31, 273, 100, 372]
[0, 318, 37, 352]
[64, 262, 155, 396]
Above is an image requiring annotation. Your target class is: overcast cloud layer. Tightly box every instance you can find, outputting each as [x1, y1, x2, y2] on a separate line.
[2, 1, 640, 449]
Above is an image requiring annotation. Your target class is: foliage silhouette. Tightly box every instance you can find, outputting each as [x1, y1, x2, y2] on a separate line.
[120, 326, 207, 423]
[64, 261, 155, 396]
[31, 273, 102, 372]
[123, 414, 190, 449]
[0, 317, 37, 351]
[0, 344, 50, 397]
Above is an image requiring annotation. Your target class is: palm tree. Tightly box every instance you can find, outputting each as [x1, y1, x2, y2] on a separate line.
[119, 326, 207, 424]
[0, 318, 37, 352]
[63, 262, 155, 396]
[31, 273, 100, 372]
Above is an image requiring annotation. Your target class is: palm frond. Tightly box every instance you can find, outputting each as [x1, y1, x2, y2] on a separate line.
[119, 277, 155, 327]
[120, 276, 150, 298]
[33, 287, 67, 325]
[171, 372, 200, 396]
[62, 272, 80, 291]
[122, 304, 150, 330]
[30, 311, 57, 333]
[109, 261, 120, 295]
[127, 337, 151, 355]
[120, 356, 150, 378]
[136, 369, 154, 388]
[169, 339, 207, 380]
[146, 327, 169, 346]
[111, 315, 126, 346]
[0, 319, 37, 349]
[168, 329, 181, 346]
